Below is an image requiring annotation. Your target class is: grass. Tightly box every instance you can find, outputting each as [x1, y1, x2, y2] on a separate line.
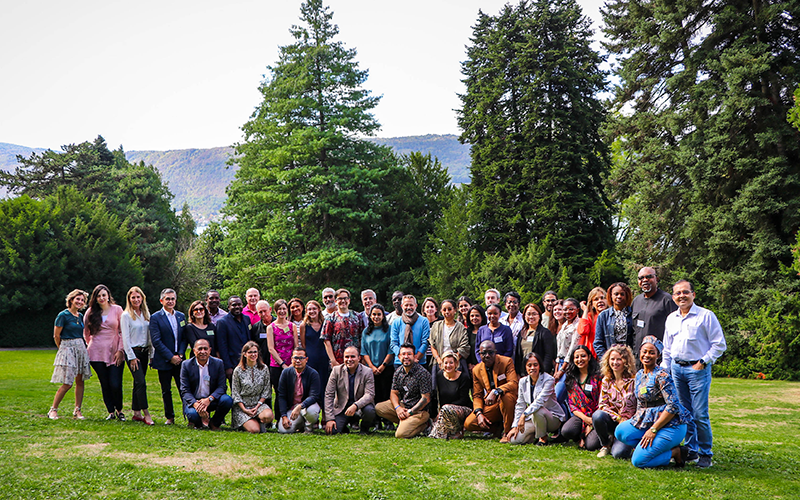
[1, 349, 798, 500]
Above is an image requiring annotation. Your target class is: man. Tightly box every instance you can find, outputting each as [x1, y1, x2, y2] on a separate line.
[662, 279, 727, 468]
[322, 287, 337, 320]
[632, 267, 678, 359]
[500, 291, 524, 344]
[464, 340, 519, 443]
[358, 289, 377, 328]
[216, 296, 252, 380]
[250, 300, 273, 366]
[149, 288, 187, 425]
[324, 345, 376, 434]
[243, 288, 261, 325]
[375, 343, 432, 438]
[386, 290, 404, 325]
[484, 288, 501, 308]
[321, 288, 365, 367]
[205, 290, 227, 325]
[540, 291, 558, 330]
[277, 347, 322, 434]
[389, 295, 430, 366]
[179, 339, 232, 430]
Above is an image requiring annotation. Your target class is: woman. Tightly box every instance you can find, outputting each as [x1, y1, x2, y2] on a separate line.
[593, 282, 634, 361]
[49, 289, 92, 420]
[429, 299, 470, 373]
[554, 298, 580, 418]
[576, 287, 608, 358]
[288, 298, 307, 347]
[465, 305, 486, 373]
[84, 284, 126, 421]
[560, 345, 602, 450]
[361, 304, 394, 429]
[303, 300, 329, 390]
[614, 336, 691, 468]
[475, 304, 514, 360]
[456, 296, 474, 327]
[267, 299, 298, 394]
[185, 300, 217, 357]
[428, 350, 472, 439]
[551, 300, 566, 336]
[593, 345, 636, 458]
[508, 352, 565, 445]
[513, 303, 556, 376]
[421, 297, 441, 367]
[231, 341, 274, 433]
[121, 286, 154, 425]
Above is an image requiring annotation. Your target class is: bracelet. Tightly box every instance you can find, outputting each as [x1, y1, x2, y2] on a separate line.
[394, 405, 401, 410]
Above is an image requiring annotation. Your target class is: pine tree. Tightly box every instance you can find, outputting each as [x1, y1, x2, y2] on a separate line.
[458, 0, 613, 268]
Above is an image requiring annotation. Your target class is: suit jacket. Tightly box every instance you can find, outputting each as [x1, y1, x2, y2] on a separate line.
[149, 309, 187, 371]
[216, 313, 252, 370]
[472, 354, 519, 411]
[277, 365, 321, 417]
[179, 356, 227, 409]
[429, 320, 470, 366]
[512, 372, 565, 427]
[324, 363, 375, 420]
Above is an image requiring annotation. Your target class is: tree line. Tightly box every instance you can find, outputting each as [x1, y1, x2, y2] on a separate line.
[1, 0, 799, 379]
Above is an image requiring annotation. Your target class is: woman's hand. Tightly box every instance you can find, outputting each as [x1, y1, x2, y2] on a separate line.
[114, 351, 125, 366]
[639, 428, 656, 448]
[129, 358, 139, 371]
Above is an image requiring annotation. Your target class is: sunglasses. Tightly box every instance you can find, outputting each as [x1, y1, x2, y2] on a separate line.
[638, 274, 656, 280]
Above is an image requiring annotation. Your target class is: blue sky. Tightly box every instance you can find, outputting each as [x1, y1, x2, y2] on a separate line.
[1, 0, 605, 151]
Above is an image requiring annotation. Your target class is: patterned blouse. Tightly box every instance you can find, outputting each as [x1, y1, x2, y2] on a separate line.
[598, 376, 636, 422]
[557, 318, 580, 360]
[567, 373, 601, 434]
[320, 311, 364, 364]
[628, 366, 693, 429]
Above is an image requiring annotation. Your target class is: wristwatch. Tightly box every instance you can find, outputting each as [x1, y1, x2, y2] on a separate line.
[649, 427, 658, 435]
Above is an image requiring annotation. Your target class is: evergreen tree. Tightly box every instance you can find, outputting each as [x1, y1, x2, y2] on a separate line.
[223, 0, 403, 298]
[458, 0, 613, 268]
[603, 0, 800, 308]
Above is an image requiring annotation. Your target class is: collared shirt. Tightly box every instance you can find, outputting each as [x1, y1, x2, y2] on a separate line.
[197, 361, 211, 399]
[662, 303, 727, 367]
[163, 308, 179, 352]
[500, 311, 524, 347]
[391, 362, 432, 410]
[347, 369, 357, 407]
[209, 308, 228, 325]
[243, 306, 260, 326]
[121, 310, 150, 361]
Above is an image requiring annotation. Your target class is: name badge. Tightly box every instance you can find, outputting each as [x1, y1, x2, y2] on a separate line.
[403, 386, 409, 392]
[639, 385, 647, 395]
[179, 320, 185, 327]
[636, 320, 645, 328]
[248, 324, 252, 330]
[260, 333, 267, 339]
[493, 336, 503, 343]
[583, 383, 593, 392]
[526, 335, 534, 342]
[202, 374, 211, 382]
[206, 330, 214, 336]
[498, 373, 506, 381]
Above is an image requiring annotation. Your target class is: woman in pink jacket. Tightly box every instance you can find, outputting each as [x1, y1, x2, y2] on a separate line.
[84, 284, 126, 420]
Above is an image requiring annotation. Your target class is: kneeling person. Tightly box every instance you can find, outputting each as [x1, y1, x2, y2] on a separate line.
[324, 345, 376, 434]
[180, 339, 233, 430]
[464, 341, 519, 442]
[277, 347, 322, 434]
[376, 343, 432, 438]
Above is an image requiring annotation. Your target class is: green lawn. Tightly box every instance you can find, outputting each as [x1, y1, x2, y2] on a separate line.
[1, 350, 798, 500]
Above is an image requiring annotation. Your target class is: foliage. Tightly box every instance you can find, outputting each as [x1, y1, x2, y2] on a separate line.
[788, 87, 800, 132]
[602, 0, 800, 310]
[458, 0, 613, 268]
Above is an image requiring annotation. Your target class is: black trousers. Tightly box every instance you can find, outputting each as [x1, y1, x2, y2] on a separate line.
[90, 361, 124, 413]
[331, 403, 376, 434]
[157, 364, 182, 420]
[127, 348, 149, 411]
[561, 415, 601, 450]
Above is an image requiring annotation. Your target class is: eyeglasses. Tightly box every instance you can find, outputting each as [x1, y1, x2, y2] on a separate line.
[673, 290, 693, 296]
[479, 350, 496, 356]
[505, 300, 519, 305]
[638, 274, 656, 281]
[291, 356, 307, 360]
[323, 295, 334, 300]
[195, 347, 210, 351]
[163, 297, 176, 301]
[193, 308, 205, 312]
[246, 350, 259, 355]
[336, 296, 349, 302]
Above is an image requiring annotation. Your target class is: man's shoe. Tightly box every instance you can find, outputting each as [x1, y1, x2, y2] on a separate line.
[686, 451, 699, 463]
[697, 455, 713, 468]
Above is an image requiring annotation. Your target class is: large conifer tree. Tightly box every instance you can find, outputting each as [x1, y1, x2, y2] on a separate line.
[458, 0, 612, 268]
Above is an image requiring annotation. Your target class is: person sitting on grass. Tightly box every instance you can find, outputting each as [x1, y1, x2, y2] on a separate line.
[180, 339, 232, 430]
[464, 340, 519, 443]
[507, 352, 565, 445]
[277, 346, 322, 434]
[560, 345, 602, 450]
[324, 345, 376, 435]
[375, 343, 433, 438]
[231, 341, 273, 433]
[592, 345, 636, 458]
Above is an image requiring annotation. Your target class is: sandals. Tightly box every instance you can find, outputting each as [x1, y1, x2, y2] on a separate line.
[73, 407, 85, 420]
[48, 407, 59, 420]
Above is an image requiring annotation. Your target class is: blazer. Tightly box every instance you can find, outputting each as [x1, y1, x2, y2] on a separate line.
[179, 356, 227, 409]
[428, 320, 470, 366]
[511, 372, 565, 428]
[324, 363, 375, 420]
[472, 354, 519, 412]
[149, 309, 187, 371]
[514, 325, 556, 376]
[277, 365, 321, 417]
[216, 313, 252, 370]
[593, 307, 634, 361]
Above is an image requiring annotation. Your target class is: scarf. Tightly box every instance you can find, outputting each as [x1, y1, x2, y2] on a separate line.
[402, 311, 419, 344]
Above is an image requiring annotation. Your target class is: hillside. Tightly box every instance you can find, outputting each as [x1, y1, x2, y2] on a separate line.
[1, 135, 470, 224]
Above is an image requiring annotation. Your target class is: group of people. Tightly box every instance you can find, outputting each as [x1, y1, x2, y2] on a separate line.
[47, 267, 727, 469]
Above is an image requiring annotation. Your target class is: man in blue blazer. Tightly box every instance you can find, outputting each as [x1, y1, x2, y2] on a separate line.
[180, 339, 232, 430]
[149, 288, 188, 425]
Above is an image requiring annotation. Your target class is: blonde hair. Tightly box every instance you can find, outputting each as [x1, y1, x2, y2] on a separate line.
[586, 287, 607, 315]
[124, 286, 151, 321]
[65, 289, 88, 308]
[600, 345, 636, 380]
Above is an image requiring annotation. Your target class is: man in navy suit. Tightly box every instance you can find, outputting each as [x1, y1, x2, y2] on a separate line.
[180, 339, 232, 430]
[216, 296, 251, 380]
[149, 288, 187, 425]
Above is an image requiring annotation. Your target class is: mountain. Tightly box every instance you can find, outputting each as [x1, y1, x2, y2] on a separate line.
[1, 135, 470, 225]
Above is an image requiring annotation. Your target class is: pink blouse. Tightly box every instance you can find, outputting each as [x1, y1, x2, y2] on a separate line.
[84, 305, 124, 366]
[598, 376, 636, 422]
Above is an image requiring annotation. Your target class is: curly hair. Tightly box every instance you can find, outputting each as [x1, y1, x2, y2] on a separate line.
[599, 344, 636, 380]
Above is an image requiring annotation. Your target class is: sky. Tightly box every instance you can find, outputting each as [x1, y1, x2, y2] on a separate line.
[1, 0, 606, 151]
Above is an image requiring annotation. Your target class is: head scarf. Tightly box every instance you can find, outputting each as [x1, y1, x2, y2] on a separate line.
[640, 335, 663, 354]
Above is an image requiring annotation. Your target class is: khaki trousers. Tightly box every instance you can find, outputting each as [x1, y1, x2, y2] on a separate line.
[375, 400, 430, 439]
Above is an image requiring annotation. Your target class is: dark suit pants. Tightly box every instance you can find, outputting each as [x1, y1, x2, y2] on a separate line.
[331, 403, 376, 434]
[157, 364, 181, 420]
[127, 348, 149, 411]
[90, 361, 123, 413]
[185, 394, 233, 428]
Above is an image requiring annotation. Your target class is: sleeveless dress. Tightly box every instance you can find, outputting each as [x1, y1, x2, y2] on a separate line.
[269, 322, 295, 367]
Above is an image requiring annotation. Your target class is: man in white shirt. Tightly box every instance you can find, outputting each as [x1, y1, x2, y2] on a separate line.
[359, 289, 377, 327]
[180, 339, 232, 430]
[662, 279, 727, 468]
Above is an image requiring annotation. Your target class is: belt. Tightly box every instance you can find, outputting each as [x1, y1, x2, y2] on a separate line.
[674, 359, 699, 367]
[132, 346, 149, 351]
[641, 398, 666, 408]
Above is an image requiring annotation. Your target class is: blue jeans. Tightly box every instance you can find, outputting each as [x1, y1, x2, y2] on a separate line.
[616, 420, 687, 468]
[554, 380, 572, 420]
[185, 394, 233, 428]
[671, 362, 712, 457]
